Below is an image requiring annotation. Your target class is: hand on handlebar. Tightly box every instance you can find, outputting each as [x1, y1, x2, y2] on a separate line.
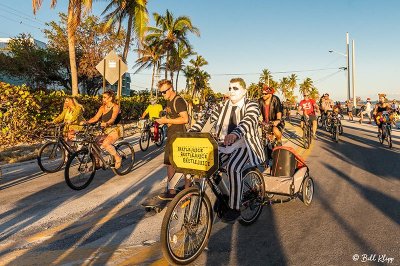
[224, 133, 238, 146]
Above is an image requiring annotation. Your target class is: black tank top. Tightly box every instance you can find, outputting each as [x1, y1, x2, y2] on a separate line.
[101, 106, 121, 125]
[377, 105, 387, 113]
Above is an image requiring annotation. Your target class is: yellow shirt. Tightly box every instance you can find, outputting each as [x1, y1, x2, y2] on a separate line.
[145, 104, 163, 119]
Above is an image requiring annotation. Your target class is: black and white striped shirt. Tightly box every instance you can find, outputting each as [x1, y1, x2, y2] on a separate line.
[189, 98, 265, 166]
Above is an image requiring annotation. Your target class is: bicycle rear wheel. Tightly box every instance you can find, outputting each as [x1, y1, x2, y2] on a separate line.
[386, 125, 392, 148]
[139, 130, 150, 151]
[37, 141, 65, 173]
[112, 141, 135, 175]
[161, 187, 212, 265]
[65, 149, 96, 190]
[303, 126, 310, 149]
[239, 168, 265, 226]
[155, 127, 165, 147]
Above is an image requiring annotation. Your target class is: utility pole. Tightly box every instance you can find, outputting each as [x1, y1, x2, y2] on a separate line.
[346, 32, 351, 102]
[352, 40, 356, 108]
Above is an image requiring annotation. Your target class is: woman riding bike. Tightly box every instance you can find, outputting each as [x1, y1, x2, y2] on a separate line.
[85, 90, 123, 169]
[373, 93, 393, 137]
[140, 97, 163, 141]
[52, 96, 85, 144]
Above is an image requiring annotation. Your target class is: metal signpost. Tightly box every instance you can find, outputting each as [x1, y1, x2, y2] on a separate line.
[95, 50, 128, 102]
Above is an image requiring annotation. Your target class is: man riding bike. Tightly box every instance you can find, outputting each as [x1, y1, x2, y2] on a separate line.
[298, 92, 319, 139]
[258, 86, 284, 146]
[373, 93, 393, 137]
[189, 77, 265, 222]
[320, 93, 334, 122]
[141, 97, 163, 142]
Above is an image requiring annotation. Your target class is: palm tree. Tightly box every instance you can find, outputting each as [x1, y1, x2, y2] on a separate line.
[168, 42, 194, 91]
[259, 68, 273, 86]
[133, 39, 164, 97]
[147, 9, 200, 79]
[309, 87, 320, 100]
[279, 77, 290, 100]
[102, 0, 149, 62]
[288, 73, 298, 91]
[32, 0, 93, 96]
[299, 77, 315, 96]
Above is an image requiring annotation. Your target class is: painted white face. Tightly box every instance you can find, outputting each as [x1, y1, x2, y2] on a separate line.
[228, 82, 246, 104]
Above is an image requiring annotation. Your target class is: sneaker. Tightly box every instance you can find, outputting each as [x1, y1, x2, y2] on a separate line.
[276, 140, 282, 147]
[158, 192, 176, 201]
[221, 209, 241, 223]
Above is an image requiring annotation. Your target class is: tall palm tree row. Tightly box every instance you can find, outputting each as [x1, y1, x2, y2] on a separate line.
[102, 0, 149, 62]
[146, 9, 200, 80]
[133, 38, 164, 97]
[32, 0, 94, 96]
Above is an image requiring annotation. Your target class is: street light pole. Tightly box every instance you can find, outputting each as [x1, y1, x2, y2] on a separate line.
[352, 39, 356, 108]
[346, 32, 351, 102]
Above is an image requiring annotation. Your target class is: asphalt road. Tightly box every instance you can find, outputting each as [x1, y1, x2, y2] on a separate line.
[0, 116, 399, 266]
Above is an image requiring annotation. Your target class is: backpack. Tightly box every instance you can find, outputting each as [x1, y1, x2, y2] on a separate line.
[173, 95, 191, 130]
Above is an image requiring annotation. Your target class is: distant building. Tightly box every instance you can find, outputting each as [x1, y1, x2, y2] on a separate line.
[0, 37, 47, 86]
[109, 73, 132, 96]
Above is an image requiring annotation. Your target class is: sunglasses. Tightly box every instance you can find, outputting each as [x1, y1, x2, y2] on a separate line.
[160, 87, 171, 95]
[262, 93, 269, 95]
[228, 87, 240, 91]
[303, 95, 309, 97]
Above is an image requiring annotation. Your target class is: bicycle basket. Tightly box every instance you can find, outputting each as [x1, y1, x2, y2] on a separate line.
[138, 119, 147, 129]
[43, 125, 63, 139]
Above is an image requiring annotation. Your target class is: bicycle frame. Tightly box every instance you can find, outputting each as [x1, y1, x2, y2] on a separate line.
[44, 125, 80, 154]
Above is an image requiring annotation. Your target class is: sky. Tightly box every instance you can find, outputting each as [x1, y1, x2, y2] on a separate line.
[0, 0, 399, 101]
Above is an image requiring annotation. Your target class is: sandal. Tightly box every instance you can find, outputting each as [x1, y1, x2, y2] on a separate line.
[114, 156, 122, 169]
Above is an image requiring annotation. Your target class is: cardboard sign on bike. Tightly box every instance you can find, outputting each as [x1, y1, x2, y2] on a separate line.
[168, 132, 219, 176]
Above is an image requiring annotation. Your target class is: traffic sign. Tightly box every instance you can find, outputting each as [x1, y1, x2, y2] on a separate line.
[96, 50, 128, 85]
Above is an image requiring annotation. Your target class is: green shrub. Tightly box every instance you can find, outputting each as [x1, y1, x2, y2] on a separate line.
[0, 82, 149, 147]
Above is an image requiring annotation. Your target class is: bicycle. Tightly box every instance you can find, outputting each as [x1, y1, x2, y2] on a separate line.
[301, 115, 312, 149]
[138, 119, 165, 151]
[377, 111, 393, 148]
[64, 124, 135, 190]
[259, 121, 278, 167]
[161, 135, 265, 265]
[317, 111, 332, 132]
[328, 112, 343, 143]
[37, 123, 83, 173]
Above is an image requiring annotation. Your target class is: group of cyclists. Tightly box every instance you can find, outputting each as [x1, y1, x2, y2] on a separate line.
[52, 77, 397, 222]
[52, 90, 123, 169]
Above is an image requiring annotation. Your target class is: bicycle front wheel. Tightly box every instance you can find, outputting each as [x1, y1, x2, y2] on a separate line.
[161, 187, 213, 265]
[139, 130, 150, 151]
[239, 168, 265, 226]
[65, 149, 96, 190]
[112, 141, 135, 175]
[317, 116, 323, 128]
[37, 141, 65, 173]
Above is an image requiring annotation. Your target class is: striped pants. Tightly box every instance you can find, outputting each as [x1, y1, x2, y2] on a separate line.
[220, 147, 250, 210]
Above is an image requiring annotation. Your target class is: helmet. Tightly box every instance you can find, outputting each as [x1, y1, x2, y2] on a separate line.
[262, 85, 275, 94]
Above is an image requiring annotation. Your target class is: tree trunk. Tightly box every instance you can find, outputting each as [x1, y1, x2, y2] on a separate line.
[151, 63, 155, 97]
[170, 70, 174, 88]
[165, 51, 169, 79]
[67, 6, 79, 96]
[175, 69, 180, 92]
[123, 14, 133, 62]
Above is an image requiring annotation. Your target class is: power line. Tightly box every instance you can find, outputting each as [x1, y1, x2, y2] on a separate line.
[128, 67, 344, 77]
[314, 70, 343, 84]
[0, 8, 46, 27]
[0, 14, 42, 30]
[0, 3, 46, 24]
